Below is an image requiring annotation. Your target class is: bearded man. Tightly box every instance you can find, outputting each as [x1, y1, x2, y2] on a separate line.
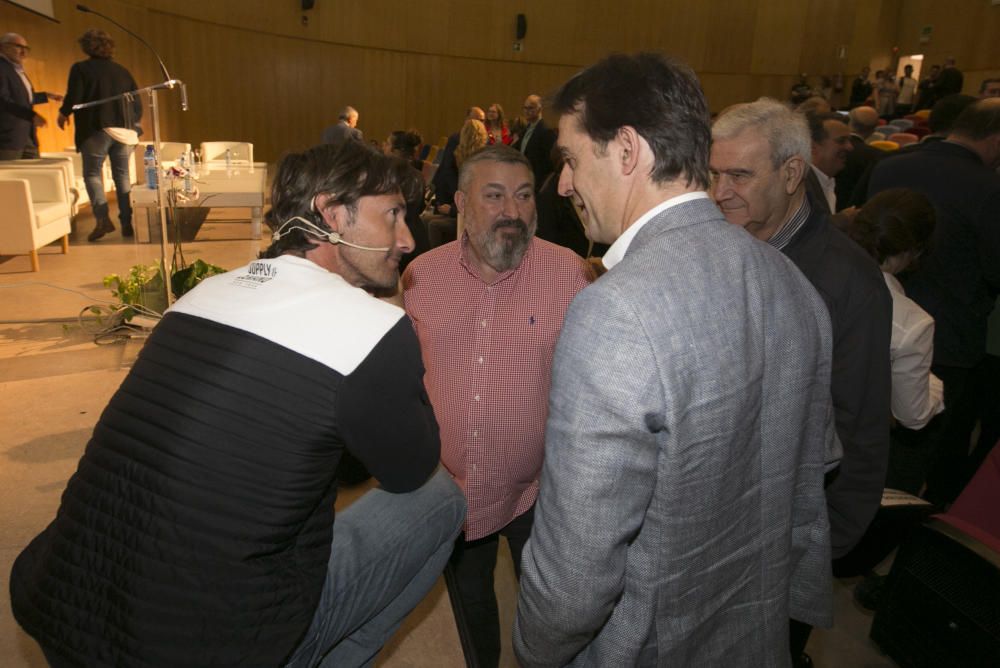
[402, 144, 592, 667]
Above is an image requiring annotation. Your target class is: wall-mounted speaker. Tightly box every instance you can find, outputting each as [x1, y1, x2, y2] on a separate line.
[302, 0, 316, 10]
[516, 14, 527, 40]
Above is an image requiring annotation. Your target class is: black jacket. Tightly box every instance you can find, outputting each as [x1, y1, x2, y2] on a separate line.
[11, 262, 440, 667]
[59, 57, 141, 150]
[513, 119, 557, 190]
[781, 194, 893, 558]
[868, 140, 1000, 368]
[0, 57, 47, 151]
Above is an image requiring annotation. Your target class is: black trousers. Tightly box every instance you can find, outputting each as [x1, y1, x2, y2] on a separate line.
[445, 506, 534, 668]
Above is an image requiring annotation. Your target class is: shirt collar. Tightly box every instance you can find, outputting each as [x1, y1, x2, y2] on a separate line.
[767, 194, 811, 251]
[602, 191, 709, 270]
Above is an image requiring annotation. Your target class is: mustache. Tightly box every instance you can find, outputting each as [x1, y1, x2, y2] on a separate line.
[491, 218, 529, 233]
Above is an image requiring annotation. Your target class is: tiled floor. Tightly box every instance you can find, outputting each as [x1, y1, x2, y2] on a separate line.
[0, 207, 895, 667]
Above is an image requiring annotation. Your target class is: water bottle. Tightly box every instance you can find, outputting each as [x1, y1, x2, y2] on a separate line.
[191, 149, 201, 177]
[144, 145, 158, 190]
[178, 152, 192, 194]
[224, 148, 232, 169]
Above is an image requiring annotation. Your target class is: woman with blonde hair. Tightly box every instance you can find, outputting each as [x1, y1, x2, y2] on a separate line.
[455, 118, 488, 166]
[484, 103, 512, 145]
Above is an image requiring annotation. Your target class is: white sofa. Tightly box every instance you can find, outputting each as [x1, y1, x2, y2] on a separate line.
[0, 168, 72, 272]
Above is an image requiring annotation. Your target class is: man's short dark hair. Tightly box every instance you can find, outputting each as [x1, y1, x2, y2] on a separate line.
[950, 99, 1000, 141]
[261, 142, 401, 258]
[79, 29, 114, 59]
[806, 112, 848, 143]
[929, 94, 977, 134]
[458, 144, 533, 192]
[980, 78, 1000, 95]
[551, 52, 711, 189]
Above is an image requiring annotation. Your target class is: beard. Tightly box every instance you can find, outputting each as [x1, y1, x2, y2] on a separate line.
[474, 217, 536, 273]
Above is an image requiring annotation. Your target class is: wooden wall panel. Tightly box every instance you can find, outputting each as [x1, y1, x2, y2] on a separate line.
[3, 0, 997, 163]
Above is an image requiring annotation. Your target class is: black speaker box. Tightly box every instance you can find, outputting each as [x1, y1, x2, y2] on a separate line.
[516, 14, 527, 40]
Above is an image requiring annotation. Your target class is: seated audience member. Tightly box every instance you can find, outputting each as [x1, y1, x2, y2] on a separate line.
[484, 103, 511, 145]
[920, 94, 978, 146]
[404, 146, 591, 668]
[868, 98, 1000, 507]
[846, 189, 945, 466]
[535, 148, 591, 258]
[9, 141, 466, 668]
[515, 53, 835, 668]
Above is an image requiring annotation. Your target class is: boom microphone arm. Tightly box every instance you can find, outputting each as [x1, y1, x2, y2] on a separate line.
[76, 4, 185, 109]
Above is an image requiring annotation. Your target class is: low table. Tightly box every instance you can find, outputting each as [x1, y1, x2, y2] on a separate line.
[131, 162, 268, 242]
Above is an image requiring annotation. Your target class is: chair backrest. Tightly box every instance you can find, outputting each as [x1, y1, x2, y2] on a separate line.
[0, 168, 68, 203]
[159, 142, 191, 163]
[889, 119, 914, 131]
[914, 109, 932, 120]
[888, 132, 919, 146]
[873, 125, 896, 136]
[201, 141, 253, 164]
[877, 118, 888, 126]
[910, 126, 931, 139]
[869, 140, 900, 152]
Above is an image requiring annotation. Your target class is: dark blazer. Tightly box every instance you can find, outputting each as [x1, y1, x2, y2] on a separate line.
[782, 193, 893, 559]
[513, 118, 557, 190]
[804, 166, 832, 214]
[320, 120, 362, 147]
[868, 141, 1000, 368]
[0, 57, 47, 152]
[430, 131, 459, 215]
[59, 57, 141, 150]
[836, 135, 884, 208]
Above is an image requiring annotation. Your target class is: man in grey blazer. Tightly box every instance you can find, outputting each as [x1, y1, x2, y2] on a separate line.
[513, 52, 835, 666]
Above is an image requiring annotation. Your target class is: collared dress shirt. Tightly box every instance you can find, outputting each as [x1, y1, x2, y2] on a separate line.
[403, 235, 591, 539]
[811, 164, 838, 213]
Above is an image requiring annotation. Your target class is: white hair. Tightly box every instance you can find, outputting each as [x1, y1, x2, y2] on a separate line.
[712, 98, 811, 169]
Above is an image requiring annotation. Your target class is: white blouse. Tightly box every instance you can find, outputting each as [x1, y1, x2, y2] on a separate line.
[884, 272, 945, 429]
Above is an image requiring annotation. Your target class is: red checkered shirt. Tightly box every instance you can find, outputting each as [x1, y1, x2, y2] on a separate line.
[402, 236, 592, 540]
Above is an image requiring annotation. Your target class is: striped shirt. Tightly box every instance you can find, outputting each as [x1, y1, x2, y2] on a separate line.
[403, 235, 592, 539]
[768, 195, 811, 250]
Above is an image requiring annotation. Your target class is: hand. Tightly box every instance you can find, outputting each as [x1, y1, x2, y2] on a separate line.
[47, 92, 64, 102]
[57, 113, 69, 130]
[33, 112, 46, 128]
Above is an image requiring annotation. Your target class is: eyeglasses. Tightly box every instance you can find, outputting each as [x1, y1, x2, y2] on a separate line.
[5, 43, 30, 52]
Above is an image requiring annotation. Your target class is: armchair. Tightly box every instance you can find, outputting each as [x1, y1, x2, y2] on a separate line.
[0, 168, 73, 271]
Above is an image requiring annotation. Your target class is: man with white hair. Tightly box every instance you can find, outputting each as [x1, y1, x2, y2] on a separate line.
[0, 32, 63, 159]
[711, 98, 892, 666]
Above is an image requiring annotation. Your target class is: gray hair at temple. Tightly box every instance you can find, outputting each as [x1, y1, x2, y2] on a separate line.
[712, 98, 811, 169]
[457, 144, 533, 192]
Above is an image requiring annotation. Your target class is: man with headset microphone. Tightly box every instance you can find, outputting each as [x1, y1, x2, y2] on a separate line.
[11, 141, 466, 668]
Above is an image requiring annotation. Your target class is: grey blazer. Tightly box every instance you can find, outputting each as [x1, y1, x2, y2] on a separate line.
[514, 198, 834, 667]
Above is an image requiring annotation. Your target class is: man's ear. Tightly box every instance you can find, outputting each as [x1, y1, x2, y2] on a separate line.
[455, 190, 467, 215]
[616, 126, 642, 176]
[783, 156, 807, 195]
[314, 193, 344, 230]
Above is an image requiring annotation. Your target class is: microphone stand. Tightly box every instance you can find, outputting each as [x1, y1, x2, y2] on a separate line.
[75, 4, 189, 309]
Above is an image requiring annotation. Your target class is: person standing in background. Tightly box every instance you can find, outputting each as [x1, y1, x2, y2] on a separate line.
[0, 32, 63, 159]
[58, 29, 141, 241]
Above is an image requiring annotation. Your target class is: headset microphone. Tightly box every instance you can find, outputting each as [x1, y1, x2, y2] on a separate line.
[271, 216, 391, 252]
